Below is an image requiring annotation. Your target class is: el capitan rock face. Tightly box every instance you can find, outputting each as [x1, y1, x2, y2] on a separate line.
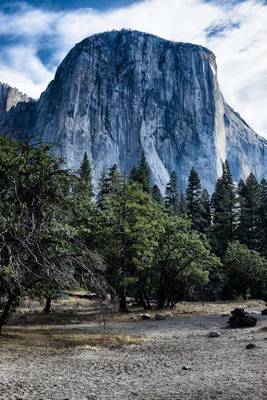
[1, 30, 266, 191]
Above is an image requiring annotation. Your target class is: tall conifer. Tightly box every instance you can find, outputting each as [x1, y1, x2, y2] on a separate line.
[186, 168, 202, 230]
[211, 161, 237, 257]
[165, 172, 180, 214]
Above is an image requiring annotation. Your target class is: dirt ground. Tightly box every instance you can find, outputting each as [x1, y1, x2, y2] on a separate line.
[0, 300, 266, 400]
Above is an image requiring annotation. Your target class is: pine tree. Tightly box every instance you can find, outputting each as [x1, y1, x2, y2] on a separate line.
[78, 152, 93, 197]
[199, 189, 211, 234]
[129, 151, 150, 193]
[259, 179, 267, 257]
[97, 165, 124, 207]
[151, 184, 163, 204]
[211, 161, 237, 257]
[179, 193, 187, 215]
[237, 173, 261, 251]
[186, 168, 202, 230]
[97, 167, 110, 205]
[109, 164, 124, 194]
[165, 172, 180, 214]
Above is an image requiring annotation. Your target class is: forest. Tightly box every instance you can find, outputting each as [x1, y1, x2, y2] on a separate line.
[0, 136, 267, 331]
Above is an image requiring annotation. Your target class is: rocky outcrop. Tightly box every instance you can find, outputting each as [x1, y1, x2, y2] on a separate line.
[1, 30, 266, 191]
[0, 83, 35, 138]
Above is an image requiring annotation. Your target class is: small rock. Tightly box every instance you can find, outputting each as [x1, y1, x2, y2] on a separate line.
[141, 313, 151, 320]
[182, 366, 191, 370]
[261, 309, 267, 316]
[208, 331, 221, 338]
[155, 313, 166, 320]
[246, 343, 257, 349]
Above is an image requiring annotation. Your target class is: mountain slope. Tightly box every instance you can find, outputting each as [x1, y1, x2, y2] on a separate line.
[1, 30, 266, 191]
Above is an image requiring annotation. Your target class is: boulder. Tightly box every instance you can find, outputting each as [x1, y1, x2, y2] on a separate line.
[246, 343, 257, 349]
[182, 366, 191, 371]
[228, 308, 257, 328]
[261, 309, 267, 316]
[208, 331, 221, 338]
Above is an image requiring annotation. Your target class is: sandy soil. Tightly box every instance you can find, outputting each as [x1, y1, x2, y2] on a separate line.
[0, 302, 266, 400]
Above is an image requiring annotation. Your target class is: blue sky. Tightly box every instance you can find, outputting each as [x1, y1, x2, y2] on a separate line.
[0, 0, 267, 138]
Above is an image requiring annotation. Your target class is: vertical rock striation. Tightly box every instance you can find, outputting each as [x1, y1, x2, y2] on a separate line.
[1, 31, 266, 191]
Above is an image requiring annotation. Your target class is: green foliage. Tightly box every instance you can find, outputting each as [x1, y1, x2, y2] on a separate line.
[211, 161, 238, 257]
[96, 181, 163, 311]
[259, 179, 267, 257]
[199, 189, 211, 233]
[237, 173, 261, 251]
[155, 215, 220, 307]
[77, 151, 93, 197]
[97, 164, 124, 208]
[129, 151, 150, 193]
[1, 136, 266, 324]
[151, 184, 163, 204]
[0, 137, 104, 329]
[186, 167, 202, 229]
[223, 241, 267, 299]
[165, 172, 180, 214]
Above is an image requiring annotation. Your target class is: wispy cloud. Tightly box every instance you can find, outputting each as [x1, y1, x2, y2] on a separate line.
[0, 0, 266, 138]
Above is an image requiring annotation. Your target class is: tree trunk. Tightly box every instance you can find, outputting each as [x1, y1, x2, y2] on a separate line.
[0, 294, 17, 334]
[158, 266, 166, 309]
[43, 297, 52, 314]
[118, 288, 128, 313]
[138, 288, 148, 310]
[143, 289, 152, 310]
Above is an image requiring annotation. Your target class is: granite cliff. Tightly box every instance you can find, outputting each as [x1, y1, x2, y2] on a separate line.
[1, 30, 266, 191]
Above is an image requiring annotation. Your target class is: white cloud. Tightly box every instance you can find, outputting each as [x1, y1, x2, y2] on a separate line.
[0, 45, 54, 98]
[0, 0, 266, 138]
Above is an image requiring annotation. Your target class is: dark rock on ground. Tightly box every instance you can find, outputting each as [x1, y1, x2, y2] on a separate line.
[140, 314, 151, 320]
[228, 308, 257, 328]
[208, 331, 221, 338]
[246, 343, 257, 349]
[182, 366, 191, 371]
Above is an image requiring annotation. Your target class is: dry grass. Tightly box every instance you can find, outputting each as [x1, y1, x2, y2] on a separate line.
[172, 299, 265, 315]
[0, 327, 145, 353]
[109, 300, 266, 322]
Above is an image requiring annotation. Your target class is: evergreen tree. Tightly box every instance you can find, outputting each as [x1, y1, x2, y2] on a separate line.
[179, 193, 187, 215]
[237, 173, 261, 251]
[223, 241, 267, 299]
[97, 167, 110, 205]
[199, 189, 211, 234]
[0, 138, 104, 331]
[259, 179, 267, 257]
[97, 165, 124, 207]
[156, 216, 220, 308]
[186, 168, 202, 230]
[98, 182, 162, 312]
[151, 185, 163, 204]
[129, 151, 150, 192]
[165, 172, 180, 214]
[78, 152, 93, 197]
[211, 161, 237, 257]
[109, 164, 124, 194]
